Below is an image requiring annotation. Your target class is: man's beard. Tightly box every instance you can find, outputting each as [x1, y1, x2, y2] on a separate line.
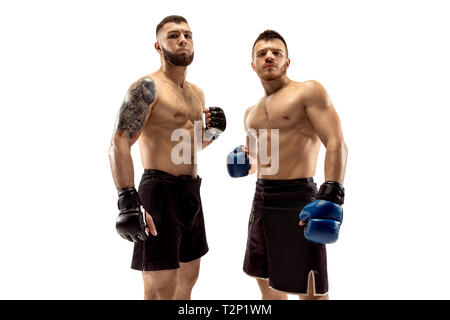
[161, 47, 194, 66]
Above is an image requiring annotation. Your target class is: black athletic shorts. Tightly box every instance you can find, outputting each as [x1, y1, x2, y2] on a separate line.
[243, 177, 328, 295]
[131, 169, 209, 271]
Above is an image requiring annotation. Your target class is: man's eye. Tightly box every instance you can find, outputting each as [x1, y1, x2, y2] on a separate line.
[185, 34, 192, 39]
[169, 34, 178, 38]
[274, 52, 280, 56]
[258, 52, 265, 57]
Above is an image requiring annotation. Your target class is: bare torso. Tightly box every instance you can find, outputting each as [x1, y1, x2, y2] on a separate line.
[139, 70, 204, 177]
[246, 81, 321, 180]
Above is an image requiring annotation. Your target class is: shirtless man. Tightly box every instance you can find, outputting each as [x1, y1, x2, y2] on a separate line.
[227, 30, 347, 300]
[108, 15, 226, 300]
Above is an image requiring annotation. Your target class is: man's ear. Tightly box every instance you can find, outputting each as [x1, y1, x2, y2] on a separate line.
[251, 61, 256, 71]
[155, 42, 161, 53]
[286, 58, 291, 69]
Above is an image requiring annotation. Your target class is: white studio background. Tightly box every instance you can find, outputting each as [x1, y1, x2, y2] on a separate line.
[0, 0, 449, 299]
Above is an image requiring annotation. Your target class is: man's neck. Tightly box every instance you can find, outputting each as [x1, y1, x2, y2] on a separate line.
[261, 75, 291, 96]
[160, 61, 187, 87]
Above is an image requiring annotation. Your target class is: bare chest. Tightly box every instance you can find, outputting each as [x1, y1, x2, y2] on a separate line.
[151, 84, 203, 126]
[246, 93, 305, 131]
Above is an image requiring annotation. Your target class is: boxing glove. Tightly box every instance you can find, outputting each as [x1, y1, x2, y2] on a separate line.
[299, 181, 345, 244]
[227, 145, 250, 178]
[204, 106, 226, 140]
[116, 187, 148, 242]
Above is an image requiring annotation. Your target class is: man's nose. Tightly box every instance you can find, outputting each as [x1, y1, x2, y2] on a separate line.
[178, 35, 187, 47]
[266, 50, 275, 59]
[265, 54, 274, 62]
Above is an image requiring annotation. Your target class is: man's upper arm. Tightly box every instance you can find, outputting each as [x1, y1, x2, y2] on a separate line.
[192, 84, 206, 128]
[192, 84, 205, 108]
[244, 106, 256, 155]
[243, 105, 255, 132]
[304, 80, 344, 146]
[113, 77, 157, 147]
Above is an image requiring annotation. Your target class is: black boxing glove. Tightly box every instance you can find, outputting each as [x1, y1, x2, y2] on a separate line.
[317, 181, 345, 205]
[204, 106, 226, 140]
[116, 187, 148, 242]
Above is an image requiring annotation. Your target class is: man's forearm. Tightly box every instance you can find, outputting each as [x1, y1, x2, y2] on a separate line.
[247, 148, 257, 175]
[324, 140, 348, 184]
[109, 141, 135, 190]
[202, 139, 214, 150]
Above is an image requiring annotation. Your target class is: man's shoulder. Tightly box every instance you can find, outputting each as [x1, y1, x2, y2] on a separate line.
[244, 104, 257, 119]
[287, 79, 322, 91]
[134, 71, 160, 85]
[301, 80, 326, 95]
[122, 72, 160, 107]
[189, 82, 204, 95]
[299, 80, 333, 110]
[126, 72, 160, 94]
[285, 80, 328, 104]
[246, 104, 256, 112]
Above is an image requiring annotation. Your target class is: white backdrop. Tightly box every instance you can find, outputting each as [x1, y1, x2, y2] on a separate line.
[1, 0, 449, 299]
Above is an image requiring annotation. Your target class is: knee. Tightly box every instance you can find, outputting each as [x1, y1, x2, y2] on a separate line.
[145, 284, 177, 300]
[144, 279, 177, 300]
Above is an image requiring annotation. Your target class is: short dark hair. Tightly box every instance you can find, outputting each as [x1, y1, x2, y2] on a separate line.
[156, 15, 188, 35]
[252, 30, 288, 57]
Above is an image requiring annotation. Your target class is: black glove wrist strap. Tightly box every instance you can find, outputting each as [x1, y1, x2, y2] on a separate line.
[317, 181, 345, 205]
[118, 187, 141, 210]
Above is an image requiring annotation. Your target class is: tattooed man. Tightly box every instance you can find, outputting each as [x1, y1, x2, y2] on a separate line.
[108, 15, 226, 300]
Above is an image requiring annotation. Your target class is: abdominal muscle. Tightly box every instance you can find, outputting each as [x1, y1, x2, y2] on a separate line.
[138, 125, 199, 178]
[256, 129, 321, 180]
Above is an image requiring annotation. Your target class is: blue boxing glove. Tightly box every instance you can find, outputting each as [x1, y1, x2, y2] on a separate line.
[227, 145, 251, 178]
[299, 181, 345, 244]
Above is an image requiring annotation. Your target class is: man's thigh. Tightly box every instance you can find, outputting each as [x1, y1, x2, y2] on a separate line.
[178, 258, 201, 283]
[142, 268, 178, 290]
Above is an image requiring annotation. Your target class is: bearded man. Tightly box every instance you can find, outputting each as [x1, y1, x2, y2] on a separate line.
[108, 15, 226, 300]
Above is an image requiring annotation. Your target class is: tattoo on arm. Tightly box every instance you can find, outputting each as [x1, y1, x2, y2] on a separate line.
[115, 77, 156, 139]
